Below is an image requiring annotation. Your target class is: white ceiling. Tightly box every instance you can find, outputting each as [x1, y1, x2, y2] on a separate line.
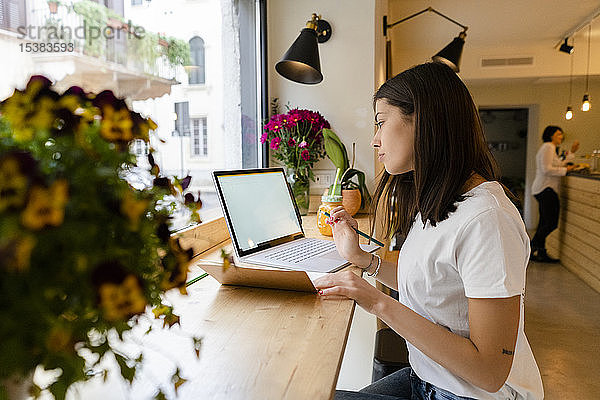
[388, 0, 600, 80]
[388, 0, 600, 48]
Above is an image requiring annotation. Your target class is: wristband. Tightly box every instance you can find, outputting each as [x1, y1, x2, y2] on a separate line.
[367, 254, 381, 277]
[363, 253, 375, 272]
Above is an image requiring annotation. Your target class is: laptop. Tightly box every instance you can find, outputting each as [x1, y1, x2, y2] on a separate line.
[212, 168, 379, 273]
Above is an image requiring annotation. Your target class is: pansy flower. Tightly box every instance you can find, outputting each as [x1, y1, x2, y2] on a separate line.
[99, 105, 134, 143]
[98, 275, 147, 321]
[120, 189, 149, 231]
[21, 179, 69, 230]
[0, 235, 36, 272]
[0, 156, 29, 212]
[161, 238, 193, 294]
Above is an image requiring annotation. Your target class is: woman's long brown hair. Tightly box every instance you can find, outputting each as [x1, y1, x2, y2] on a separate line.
[369, 62, 503, 240]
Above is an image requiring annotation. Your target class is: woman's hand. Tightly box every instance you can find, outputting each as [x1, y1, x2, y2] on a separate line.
[327, 206, 370, 266]
[313, 270, 388, 315]
[571, 140, 580, 153]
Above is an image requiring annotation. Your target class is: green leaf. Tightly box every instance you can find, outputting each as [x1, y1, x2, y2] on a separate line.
[114, 352, 136, 384]
[322, 128, 349, 171]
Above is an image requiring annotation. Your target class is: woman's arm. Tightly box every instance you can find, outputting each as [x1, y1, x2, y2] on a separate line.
[314, 272, 520, 393]
[540, 145, 567, 176]
[352, 251, 398, 290]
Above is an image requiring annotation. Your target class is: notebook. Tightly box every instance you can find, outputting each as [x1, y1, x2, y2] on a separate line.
[212, 168, 379, 273]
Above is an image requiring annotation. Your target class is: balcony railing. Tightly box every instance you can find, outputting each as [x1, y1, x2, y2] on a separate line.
[24, 0, 186, 81]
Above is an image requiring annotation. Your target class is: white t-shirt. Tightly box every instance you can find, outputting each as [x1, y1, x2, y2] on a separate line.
[397, 181, 544, 400]
[531, 142, 574, 195]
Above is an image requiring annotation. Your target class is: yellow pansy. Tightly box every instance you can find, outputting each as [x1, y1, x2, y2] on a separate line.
[120, 190, 149, 230]
[21, 180, 69, 230]
[99, 105, 134, 142]
[0, 157, 28, 212]
[98, 275, 147, 321]
[0, 235, 37, 272]
[46, 325, 73, 353]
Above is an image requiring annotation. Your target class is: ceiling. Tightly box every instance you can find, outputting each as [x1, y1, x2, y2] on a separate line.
[387, 0, 600, 80]
[388, 0, 600, 49]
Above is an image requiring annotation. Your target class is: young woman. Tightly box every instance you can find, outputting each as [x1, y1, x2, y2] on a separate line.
[314, 63, 543, 400]
[530, 126, 579, 263]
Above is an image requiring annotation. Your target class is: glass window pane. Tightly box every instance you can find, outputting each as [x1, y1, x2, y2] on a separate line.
[2, 0, 264, 231]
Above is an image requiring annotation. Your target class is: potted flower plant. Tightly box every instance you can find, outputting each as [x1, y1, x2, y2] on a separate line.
[261, 102, 330, 215]
[322, 128, 371, 216]
[0, 76, 205, 399]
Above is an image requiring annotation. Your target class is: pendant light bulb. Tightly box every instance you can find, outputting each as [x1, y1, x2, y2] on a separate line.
[565, 106, 573, 120]
[581, 94, 591, 112]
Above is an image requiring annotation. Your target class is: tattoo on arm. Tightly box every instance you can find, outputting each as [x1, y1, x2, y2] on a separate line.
[502, 349, 514, 355]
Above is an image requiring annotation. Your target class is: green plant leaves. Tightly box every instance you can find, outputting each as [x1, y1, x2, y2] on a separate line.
[322, 128, 348, 172]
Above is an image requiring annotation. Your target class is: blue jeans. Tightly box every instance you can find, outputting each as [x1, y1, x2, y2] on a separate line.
[335, 367, 476, 400]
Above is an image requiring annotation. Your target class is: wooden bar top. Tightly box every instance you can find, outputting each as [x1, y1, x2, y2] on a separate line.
[71, 214, 374, 400]
[175, 214, 373, 400]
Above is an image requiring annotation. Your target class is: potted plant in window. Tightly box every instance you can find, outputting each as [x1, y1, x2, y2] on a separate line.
[322, 128, 371, 216]
[0, 76, 209, 399]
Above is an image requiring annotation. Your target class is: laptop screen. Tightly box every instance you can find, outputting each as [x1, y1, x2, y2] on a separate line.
[213, 169, 303, 255]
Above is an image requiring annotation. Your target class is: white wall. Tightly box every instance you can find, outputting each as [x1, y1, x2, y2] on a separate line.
[468, 78, 600, 228]
[268, 0, 377, 195]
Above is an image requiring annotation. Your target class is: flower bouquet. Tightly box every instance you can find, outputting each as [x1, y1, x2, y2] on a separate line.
[261, 102, 330, 214]
[0, 76, 204, 399]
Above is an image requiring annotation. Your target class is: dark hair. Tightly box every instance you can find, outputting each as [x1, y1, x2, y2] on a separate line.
[369, 62, 502, 238]
[542, 125, 562, 142]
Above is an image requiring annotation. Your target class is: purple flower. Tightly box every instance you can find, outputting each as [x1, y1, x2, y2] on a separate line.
[270, 137, 282, 150]
[260, 132, 269, 143]
[287, 137, 296, 147]
[298, 141, 308, 148]
[301, 149, 310, 161]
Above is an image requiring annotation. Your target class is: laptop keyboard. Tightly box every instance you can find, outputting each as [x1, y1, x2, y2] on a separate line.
[264, 238, 336, 264]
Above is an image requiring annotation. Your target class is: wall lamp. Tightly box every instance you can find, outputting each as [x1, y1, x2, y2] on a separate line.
[384, 7, 468, 73]
[276, 13, 332, 84]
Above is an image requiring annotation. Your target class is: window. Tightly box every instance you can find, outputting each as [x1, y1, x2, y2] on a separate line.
[188, 36, 205, 84]
[173, 101, 190, 136]
[132, 139, 149, 156]
[3, 0, 266, 230]
[0, 0, 26, 33]
[191, 117, 208, 157]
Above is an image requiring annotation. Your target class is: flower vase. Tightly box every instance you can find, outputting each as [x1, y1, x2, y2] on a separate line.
[287, 170, 310, 216]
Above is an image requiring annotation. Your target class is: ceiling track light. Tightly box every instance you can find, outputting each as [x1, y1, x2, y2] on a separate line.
[559, 38, 574, 54]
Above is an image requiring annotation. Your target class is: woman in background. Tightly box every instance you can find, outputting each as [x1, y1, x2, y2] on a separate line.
[315, 62, 543, 400]
[530, 126, 579, 263]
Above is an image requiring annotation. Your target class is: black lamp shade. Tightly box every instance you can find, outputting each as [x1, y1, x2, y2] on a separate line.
[276, 28, 323, 84]
[432, 33, 466, 73]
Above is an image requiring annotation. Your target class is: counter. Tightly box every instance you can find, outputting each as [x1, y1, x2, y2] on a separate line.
[546, 174, 600, 293]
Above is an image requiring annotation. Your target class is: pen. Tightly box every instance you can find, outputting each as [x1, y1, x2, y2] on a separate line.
[323, 211, 385, 247]
[186, 272, 209, 287]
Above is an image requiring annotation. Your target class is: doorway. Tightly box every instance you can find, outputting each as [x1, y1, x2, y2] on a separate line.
[479, 108, 529, 215]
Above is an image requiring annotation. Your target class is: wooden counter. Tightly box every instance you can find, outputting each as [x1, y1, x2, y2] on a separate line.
[546, 175, 600, 292]
[69, 214, 373, 399]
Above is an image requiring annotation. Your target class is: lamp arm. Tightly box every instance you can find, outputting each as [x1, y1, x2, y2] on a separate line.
[428, 8, 468, 31]
[385, 6, 468, 36]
